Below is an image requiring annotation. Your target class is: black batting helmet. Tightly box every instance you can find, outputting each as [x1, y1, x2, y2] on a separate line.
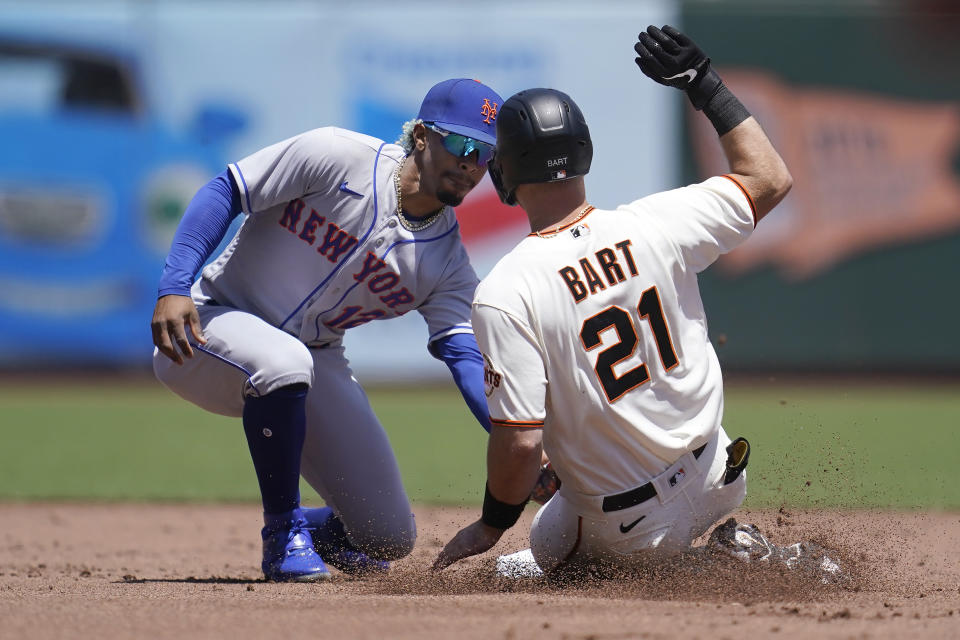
[488, 88, 592, 206]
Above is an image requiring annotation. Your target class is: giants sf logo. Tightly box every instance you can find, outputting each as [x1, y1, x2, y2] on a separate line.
[481, 99, 498, 124]
[482, 355, 502, 397]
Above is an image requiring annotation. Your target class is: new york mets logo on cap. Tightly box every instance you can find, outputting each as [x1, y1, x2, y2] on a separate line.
[418, 78, 503, 146]
[481, 98, 498, 124]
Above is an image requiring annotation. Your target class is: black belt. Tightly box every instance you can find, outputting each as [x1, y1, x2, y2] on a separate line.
[601, 443, 708, 513]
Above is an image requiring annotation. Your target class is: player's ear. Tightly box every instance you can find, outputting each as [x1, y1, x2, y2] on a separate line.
[413, 122, 428, 153]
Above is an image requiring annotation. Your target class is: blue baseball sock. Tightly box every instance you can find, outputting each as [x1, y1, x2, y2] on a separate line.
[242, 384, 308, 516]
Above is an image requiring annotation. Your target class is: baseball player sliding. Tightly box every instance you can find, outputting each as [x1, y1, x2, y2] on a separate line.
[151, 79, 505, 581]
[434, 26, 841, 580]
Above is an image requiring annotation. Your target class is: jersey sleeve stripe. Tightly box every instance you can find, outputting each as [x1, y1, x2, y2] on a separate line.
[428, 323, 473, 342]
[230, 163, 253, 213]
[490, 418, 545, 428]
[720, 174, 757, 227]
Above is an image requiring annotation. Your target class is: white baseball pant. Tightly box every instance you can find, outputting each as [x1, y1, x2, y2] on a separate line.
[153, 304, 416, 558]
[529, 427, 746, 572]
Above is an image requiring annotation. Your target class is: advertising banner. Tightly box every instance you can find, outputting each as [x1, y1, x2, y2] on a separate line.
[0, 1, 676, 377]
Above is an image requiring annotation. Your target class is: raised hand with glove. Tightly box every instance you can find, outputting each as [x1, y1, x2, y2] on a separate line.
[634, 25, 751, 136]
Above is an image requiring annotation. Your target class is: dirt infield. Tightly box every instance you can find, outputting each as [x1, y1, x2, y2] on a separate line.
[1, 503, 957, 639]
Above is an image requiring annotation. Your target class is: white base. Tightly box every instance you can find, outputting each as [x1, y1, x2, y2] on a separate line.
[495, 548, 544, 579]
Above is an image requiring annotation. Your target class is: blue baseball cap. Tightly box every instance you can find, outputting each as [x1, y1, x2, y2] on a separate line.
[417, 78, 503, 146]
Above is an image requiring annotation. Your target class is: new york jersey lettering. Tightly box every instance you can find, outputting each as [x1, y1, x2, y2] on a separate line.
[278, 198, 360, 261]
[380, 288, 414, 309]
[299, 209, 326, 244]
[318, 223, 359, 262]
[353, 252, 387, 283]
[279, 199, 305, 232]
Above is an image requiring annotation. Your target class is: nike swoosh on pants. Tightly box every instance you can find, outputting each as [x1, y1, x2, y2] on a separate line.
[619, 514, 646, 533]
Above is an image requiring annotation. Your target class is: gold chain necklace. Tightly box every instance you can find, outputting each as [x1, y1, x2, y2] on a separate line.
[534, 204, 595, 239]
[393, 157, 445, 232]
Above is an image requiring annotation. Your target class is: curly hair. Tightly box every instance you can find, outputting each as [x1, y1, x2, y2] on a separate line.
[396, 118, 422, 154]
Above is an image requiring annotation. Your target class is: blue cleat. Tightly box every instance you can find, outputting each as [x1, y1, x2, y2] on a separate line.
[302, 507, 390, 576]
[261, 509, 330, 582]
[321, 546, 391, 576]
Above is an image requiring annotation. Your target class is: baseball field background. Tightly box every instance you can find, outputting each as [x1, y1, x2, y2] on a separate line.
[2, 1, 959, 638]
[1, 376, 957, 509]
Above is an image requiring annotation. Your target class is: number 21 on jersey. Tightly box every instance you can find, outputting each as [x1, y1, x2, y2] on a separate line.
[579, 286, 678, 403]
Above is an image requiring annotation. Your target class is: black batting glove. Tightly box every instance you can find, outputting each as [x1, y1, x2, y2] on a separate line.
[633, 25, 723, 110]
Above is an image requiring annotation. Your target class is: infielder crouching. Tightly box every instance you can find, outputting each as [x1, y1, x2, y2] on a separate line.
[151, 79, 507, 581]
[435, 26, 841, 580]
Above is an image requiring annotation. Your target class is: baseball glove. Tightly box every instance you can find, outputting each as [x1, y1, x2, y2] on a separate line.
[529, 462, 561, 505]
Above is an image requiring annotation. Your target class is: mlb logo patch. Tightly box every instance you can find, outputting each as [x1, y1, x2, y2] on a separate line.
[669, 468, 685, 487]
[570, 223, 590, 238]
[549, 169, 567, 180]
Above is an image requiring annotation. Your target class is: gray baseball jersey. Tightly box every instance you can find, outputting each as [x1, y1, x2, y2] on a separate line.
[154, 126, 482, 556]
[474, 176, 756, 497]
[195, 126, 478, 347]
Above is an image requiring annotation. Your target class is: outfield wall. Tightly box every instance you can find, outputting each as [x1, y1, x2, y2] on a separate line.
[0, 0, 677, 378]
[0, 0, 957, 378]
[683, 1, 960, 372]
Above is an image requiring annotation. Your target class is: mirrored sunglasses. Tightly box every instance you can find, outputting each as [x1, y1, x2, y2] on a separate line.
[425, 123, 494, 165]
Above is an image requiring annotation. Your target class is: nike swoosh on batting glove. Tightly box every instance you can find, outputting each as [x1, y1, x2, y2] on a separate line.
[633, 24, 723, 110]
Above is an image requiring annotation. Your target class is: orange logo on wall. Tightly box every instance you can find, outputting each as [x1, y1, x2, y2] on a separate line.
[689, 70, 960, 280]
[481, 99, 498, 124]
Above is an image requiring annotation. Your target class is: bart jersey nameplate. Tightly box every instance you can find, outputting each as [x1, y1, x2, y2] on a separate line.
[557, 239, 639, 303]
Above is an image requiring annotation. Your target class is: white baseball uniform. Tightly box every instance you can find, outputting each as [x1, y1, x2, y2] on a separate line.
[474, 175, 755, 570]
[154, 127, 478, 553]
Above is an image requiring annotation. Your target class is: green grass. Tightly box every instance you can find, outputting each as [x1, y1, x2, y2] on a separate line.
[722, 383, 960, 509]
[0, 379, 956, 509]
